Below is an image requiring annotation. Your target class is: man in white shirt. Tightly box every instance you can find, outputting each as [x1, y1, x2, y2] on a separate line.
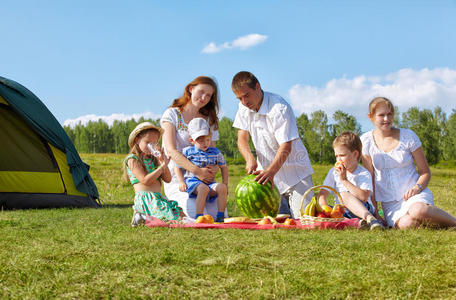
[232, 71, 314, 218]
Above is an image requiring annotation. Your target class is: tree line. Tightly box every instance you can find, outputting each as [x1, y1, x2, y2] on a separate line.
[64, 106, 456, 165]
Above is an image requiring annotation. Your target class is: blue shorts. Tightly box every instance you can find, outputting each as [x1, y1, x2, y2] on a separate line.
[343, 201, 374, 219]
[185, 177, 218, 203]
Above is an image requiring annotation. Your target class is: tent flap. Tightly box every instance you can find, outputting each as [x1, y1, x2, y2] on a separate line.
[0, 171, 65, 193]
[0, 76, 99, 202]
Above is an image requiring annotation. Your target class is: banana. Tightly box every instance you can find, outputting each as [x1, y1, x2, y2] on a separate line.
[315, 201, 323, 214]
[305, 197, 317, 216]
[309, 201, 316, 217]
[304, 201, 312, 215]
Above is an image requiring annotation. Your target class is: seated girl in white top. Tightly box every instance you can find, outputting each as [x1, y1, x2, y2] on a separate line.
[361, 97, 456, 229]
[160, 76, 227, 219]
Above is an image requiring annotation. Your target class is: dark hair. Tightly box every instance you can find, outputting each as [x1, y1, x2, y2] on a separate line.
[231, 71, 260, 91]
[171, 76, 219, 130]
[333, 131, 362, 160]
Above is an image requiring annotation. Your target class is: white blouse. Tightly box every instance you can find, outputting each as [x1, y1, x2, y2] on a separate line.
[160, 107, 219, 183]
[360, 128, 421, 203]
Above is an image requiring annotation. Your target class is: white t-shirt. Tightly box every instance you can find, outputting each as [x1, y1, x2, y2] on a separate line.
[160, 107, 219, 183]
[360, 128, 421, 203]
[233, 91, 313, 194]
[323, 165, 374, 208]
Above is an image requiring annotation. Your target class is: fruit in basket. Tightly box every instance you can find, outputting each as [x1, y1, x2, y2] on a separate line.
[283, 218, 296, 226]
[235, 174, 280, 218]
[322, 205, 333, 215]
[195, 215, 214, 224]
[316, 212, 328, 218]
[330, 204, 345, 218]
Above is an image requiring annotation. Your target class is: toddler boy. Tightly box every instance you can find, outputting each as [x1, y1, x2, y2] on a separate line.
[175, 118, 228, 222]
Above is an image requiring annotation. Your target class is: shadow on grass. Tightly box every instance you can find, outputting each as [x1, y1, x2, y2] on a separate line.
[101, 204, 131, 208]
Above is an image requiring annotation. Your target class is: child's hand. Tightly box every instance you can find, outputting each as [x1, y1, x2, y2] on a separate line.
[158, 149, 169, 166]
[179, 182, 187, 192]
[335, 162, 347, 181]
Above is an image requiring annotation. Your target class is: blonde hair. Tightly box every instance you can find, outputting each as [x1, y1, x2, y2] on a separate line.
[333, 131, 362, 160]
[122, 128, 161, 183]
[369, 97, 395, 116]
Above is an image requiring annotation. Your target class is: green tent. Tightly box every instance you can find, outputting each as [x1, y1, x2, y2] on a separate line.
[0, 76, 100, 209]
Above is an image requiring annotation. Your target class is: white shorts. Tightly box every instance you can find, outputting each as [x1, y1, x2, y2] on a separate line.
[381, 188, 434, 227]
[163, 181, 228, 219]
[283, 175, 314, 219]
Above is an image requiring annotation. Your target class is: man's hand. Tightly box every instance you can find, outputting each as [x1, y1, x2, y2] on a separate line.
[245, 158, 258, 175]
[253, 169, 276, 185]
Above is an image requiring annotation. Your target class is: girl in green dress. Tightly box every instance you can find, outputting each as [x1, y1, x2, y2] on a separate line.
[123, 122, 184, 226]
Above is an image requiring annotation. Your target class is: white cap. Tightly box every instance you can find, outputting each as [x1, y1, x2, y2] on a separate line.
[188, 118, 210, 140]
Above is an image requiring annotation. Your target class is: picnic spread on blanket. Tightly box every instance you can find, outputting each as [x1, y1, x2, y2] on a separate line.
[145, 184, 361, 230]
[145, 215, 360, 230]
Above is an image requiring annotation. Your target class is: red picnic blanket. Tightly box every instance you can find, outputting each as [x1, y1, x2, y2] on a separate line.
[145, 217, 360, 230]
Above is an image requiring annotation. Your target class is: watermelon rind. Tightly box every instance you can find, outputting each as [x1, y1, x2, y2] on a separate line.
[234, 174, 280, 218]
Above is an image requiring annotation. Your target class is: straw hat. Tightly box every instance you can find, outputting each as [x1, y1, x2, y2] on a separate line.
[128, 122, 163, 148]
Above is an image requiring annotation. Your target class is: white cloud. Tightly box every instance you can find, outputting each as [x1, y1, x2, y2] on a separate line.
[202, 33, 268, 54]
[288, 67, 456, 128]
[63, 111, 161, 128]
[63, 111, 227, 128]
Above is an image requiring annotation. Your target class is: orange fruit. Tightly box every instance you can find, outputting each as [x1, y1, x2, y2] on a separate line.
[284, 218, 296, 226]
[195, 216, 206, 224]
[195, 215, 214, 224]
[204, 215, 214, 223]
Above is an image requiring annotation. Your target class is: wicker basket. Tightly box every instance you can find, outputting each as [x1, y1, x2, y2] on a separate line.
[299, 185, 346, 225]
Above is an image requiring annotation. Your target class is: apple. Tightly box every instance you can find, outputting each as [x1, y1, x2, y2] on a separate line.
[330, 204, 345, 218]
[316, 212, 328, 218]
[335, 161, 344, 170]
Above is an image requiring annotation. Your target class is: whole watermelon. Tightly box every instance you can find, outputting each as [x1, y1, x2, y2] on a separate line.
[235, 174, 280, 218]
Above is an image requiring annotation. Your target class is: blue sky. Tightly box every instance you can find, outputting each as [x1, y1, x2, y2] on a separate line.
[2, 0, 456, 131]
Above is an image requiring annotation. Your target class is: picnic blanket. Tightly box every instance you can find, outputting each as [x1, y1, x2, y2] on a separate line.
[145, 217, 360, 230]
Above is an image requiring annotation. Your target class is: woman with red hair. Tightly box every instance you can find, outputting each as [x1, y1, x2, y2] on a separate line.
[160, 76, 227, 219]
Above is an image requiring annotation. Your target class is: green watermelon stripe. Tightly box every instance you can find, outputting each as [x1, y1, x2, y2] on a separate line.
[235, 174, 279, 218]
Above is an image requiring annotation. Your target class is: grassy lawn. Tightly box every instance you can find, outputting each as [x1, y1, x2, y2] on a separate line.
[1, 153, 456, 299]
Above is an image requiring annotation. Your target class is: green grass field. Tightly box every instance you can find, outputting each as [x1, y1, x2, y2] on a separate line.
[1, 153, 456, 299]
